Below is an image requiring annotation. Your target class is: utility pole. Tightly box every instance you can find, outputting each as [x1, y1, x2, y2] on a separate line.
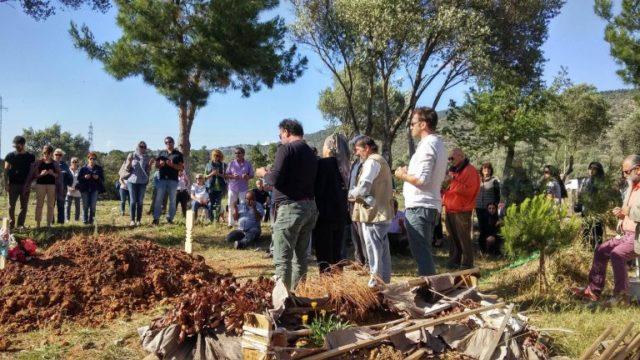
[0, 96, 7, 159]
[88, 122, 94, 150]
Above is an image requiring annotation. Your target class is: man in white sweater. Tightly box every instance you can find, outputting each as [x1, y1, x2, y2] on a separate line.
[394, 107, 448, 276]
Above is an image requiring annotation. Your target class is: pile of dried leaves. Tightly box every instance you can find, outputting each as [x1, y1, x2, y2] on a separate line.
[0, 235, 234, 332]
[151, 276, 274, 340]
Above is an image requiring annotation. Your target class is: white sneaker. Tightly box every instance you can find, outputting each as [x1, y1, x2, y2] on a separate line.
[130, 221, 136, 227]
[136, 221, 141, 226]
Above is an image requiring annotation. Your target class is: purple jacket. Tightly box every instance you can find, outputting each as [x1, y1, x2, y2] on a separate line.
[225, 160, 254, 192]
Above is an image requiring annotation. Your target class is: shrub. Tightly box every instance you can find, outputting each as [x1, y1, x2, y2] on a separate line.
[501, 195, 580, 292]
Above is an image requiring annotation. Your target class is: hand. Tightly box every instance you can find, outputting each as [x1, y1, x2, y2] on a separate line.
[498, 202, 505, 210]
[92, 174, 99, 180]
[84, 174, 91, 179]
[612, 207, 625, 219]
[394, 166, 407, 180]
[40, 170, 48, 176]
[211, 169, 219, 176]
[242, 174, 249, 180]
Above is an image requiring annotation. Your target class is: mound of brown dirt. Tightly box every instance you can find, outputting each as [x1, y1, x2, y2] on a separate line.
[0, 235, 266, 332]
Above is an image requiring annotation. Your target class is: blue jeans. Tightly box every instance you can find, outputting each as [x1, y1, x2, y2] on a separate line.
[404, 207, 438, 276]
[65, 195, 81, 221]
[154, 179, 178, 222]
[192, 200, 212, 217]
[119, 187, 129, 215]
[81, 190, 99, 224]
[361, 222, 392, 286]
[127, 183, 147, 222]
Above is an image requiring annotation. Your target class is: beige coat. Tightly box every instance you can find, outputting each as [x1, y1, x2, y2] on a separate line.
[352, 154, 394, 224]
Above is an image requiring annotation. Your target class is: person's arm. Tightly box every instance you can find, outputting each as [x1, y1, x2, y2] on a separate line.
[3, 154, 11, 190]
[264, 146, 288, 188]
[348, 159, 381, 199]
[396, 143, 436, 187]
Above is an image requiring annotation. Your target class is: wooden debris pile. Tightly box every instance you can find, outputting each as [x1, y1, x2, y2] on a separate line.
[243, 268, 551, 360]
[578, 322, 640, 360]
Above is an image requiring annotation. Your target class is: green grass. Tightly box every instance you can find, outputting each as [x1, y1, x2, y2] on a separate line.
[1, 197, 639, 359]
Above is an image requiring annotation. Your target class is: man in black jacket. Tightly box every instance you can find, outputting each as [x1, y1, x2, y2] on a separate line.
[256, 119, 318, 290]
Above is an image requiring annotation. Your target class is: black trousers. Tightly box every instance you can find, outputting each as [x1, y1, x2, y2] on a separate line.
[176, 190, 190, 218]
[312, 220, 345, 273]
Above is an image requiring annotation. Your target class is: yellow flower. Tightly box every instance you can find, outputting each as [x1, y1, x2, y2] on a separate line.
[302, 314, 308, 325]
[311, 301, 317, 310]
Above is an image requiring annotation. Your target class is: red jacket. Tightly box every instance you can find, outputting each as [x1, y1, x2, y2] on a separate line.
[443, 162, 480, 213]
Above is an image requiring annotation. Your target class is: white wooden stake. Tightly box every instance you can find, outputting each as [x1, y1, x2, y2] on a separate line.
[1, 218, 9, 270]
[185, 210, 194, 254]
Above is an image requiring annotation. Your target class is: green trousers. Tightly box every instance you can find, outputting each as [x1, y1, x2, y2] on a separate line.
[272, 200, 319, 290]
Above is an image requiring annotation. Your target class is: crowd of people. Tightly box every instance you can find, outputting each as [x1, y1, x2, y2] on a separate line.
[4, 110, 640, 300]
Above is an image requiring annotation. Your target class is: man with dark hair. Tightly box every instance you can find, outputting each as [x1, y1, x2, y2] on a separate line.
[256, 119, 318, 290]
[394, 107, 448, 276]
[152, 136, 184, 225]
[348, 134, 367, 265]
[349, 136, 394, 287]
[5, 136, 36, 229]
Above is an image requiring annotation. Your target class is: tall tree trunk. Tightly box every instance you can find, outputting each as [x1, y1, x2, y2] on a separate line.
[382, 137, 393, 170]
[503, 145, 515, 178]
[178, 103, 194, 175]
[539, 251, 546, 293]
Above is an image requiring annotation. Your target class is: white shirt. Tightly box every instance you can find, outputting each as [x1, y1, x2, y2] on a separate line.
[403, 134, 448, 210]
[348, 157, 381, 200]
[190, 183, 209, 203]
[67, 169, 81, 198]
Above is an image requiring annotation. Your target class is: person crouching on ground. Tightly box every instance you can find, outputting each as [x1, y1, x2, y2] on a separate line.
[387, 199, 409, 254]
[190, 173, 211, 220]
[572, 154, 640, 306]
[348, 136, 394, 288]
[227, 186, 265, 249]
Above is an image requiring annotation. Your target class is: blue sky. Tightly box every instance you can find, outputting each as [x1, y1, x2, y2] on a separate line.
[0, 0, 630, 156]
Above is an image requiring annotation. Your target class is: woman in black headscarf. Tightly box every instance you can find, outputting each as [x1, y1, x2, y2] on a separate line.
[312, 133, 351, 273]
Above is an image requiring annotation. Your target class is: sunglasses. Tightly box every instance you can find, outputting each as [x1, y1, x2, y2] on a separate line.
[623, 166, 638, 175]
[89, 158, 97, 161]
[235, 152, 243, 155]
[139, 145, 147, 149]
[54, 154, 62, 157]
[72, 160, 79, 163]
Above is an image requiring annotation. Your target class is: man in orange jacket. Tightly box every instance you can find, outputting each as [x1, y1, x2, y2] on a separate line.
[443, 148, 480, 269]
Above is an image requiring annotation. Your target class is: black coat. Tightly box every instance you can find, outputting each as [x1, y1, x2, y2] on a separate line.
[315, 157, 350, 225]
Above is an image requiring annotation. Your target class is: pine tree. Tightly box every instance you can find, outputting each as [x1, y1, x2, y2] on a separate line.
[249, 144, 268, 169]
[70, 0, 307, 172]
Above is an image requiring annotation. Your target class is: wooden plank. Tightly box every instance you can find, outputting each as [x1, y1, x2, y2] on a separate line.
[579, 325, 614, 360]
[613, 332, 640, 360]
[480, 304, 514, 360]
[299, 303, 505, 360]
[403, 267, 480, 288]
[404, 348, 426, 360]
[599, 322, 634, 360]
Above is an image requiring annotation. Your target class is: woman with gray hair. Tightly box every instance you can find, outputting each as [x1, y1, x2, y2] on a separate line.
[312, 133, 351, 273]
